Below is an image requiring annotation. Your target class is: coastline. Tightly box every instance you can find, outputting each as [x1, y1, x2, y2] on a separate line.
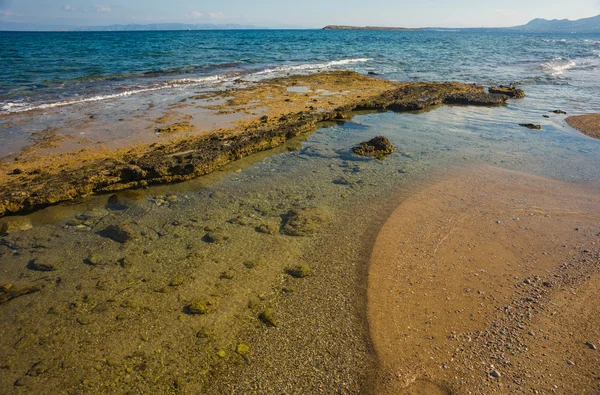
[0, 71, 512, 217]
[368, 165, 600, 394]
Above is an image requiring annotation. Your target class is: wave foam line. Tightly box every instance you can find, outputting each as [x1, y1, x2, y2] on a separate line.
[1, 58, 372, 114]
[541, 58, 576, 76]
[1, 75, 230, 114]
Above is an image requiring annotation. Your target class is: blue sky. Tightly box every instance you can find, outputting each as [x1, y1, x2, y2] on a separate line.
[1, 0, 599, 29]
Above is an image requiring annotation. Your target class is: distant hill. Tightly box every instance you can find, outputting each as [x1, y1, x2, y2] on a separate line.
[323, 25, 419, 31]
[512, 14, 600, 33]
[73, 23, 263, 32]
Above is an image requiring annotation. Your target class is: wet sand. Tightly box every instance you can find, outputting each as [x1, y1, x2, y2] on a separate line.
[368, 165, 600, 394]
[566, 114, 600, 140]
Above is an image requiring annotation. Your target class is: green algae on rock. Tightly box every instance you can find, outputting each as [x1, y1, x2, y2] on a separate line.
[258, 309, 278, 327]
[352, 136, 397, 159]
[0, 71, 520, 217]
[488, 85, 526, 98]
[286, 264, 311, 278]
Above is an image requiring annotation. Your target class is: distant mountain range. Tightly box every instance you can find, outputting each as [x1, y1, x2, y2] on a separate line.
[2, 14, 600, 33]
[73, 23, 263, 31]
[323, 25, 419, 31]
[511, 14, 600, 33]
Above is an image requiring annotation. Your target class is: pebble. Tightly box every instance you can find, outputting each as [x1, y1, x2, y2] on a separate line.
[586, 342, 597, 350]
[14, 377, 33, 387]
[567, 360, 575, 366]
[27, 259, 55, 272]
[490, 370, 501, 378]
[286, 264, 311, 278]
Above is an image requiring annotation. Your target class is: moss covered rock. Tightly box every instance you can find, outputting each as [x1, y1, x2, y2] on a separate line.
[286, 264, 311, 278]
[352, 136, 396, 159]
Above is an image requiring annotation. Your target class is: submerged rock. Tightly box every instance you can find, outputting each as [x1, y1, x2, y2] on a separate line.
[203, 230, 229, 244]
[102, 223, 137, 243]
[186, 300, 213, 315]
[489, 85, 525, 98]
[352, 136, 396, 159]
[286, 264, 311, 278]
[256, 222, 279, 235]
[0, 283, 42, 305]
[27, 259, 55, 272]
[259, 309, 278, 327]
[281, 208, 330, 236]
[519, 123, 542, 130]
[552, 110, 567, 114]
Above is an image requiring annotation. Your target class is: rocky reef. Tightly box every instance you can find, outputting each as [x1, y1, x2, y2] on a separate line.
[0, 71, 523, 217]
[352, 136, 396, 159]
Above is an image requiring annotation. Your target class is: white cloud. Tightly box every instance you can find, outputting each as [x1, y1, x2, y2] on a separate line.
[208, 12, 224, 19]
[96, 5, 111, 13]
[0, 10, 15, 16]
[63, 4, 76, 12]
[187, 11, 203, 19]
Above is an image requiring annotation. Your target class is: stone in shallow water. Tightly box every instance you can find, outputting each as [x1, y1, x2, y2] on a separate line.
[259, 309, 278, 327]
[519, 123, 542, 130]
[102, 223, 137, 243]
[286, 264, 311, 278]
[27, 259, 55, 272]
[281, 208, 330, 236]
[352, 136, 396, 159]
[488, 85, 525, 98]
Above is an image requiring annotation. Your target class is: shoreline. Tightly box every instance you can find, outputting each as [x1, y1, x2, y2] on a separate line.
[566, 114, 600, 140]
[0, 71, 514, 217]
[367, 165, 600, 394]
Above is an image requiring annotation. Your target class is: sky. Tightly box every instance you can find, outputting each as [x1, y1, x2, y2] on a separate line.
[1, 0, 600, 29]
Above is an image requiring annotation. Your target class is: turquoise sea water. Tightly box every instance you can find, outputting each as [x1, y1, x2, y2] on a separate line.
[1, 29, 600, 113]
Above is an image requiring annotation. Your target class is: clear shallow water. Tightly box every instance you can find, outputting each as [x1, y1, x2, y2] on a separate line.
[1, 29, 600, 113]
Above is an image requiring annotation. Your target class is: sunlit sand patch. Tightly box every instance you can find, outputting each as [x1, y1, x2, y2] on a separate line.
[368, 164, 600, 394]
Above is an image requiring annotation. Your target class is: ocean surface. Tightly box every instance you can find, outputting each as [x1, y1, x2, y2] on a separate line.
[1, 29, 600, 114]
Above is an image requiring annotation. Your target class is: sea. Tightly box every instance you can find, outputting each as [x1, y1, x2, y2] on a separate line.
[1, 29, 600, 114]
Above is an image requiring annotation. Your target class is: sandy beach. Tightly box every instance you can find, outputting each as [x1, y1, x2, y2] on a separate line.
[566, 114, 600, 140]
[368, 165, 600, 394]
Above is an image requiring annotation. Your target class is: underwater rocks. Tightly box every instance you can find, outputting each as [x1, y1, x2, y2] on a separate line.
[286, 264, 311, 278]
[186, 300, 214, 315]
[102, 223, 137, 243]
[281, 208, 330, 236]
[259, 309, 278, 327]
[352, 136, 396, 159]
[27, 259, 56, 272]
[519, 123, 542, 130]
[488, 85, 526, 98]
[0, 283, 42, 305]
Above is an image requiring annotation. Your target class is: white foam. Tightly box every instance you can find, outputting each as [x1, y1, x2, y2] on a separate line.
[1, 58, 372, 114]
[253, 58, 372, 76]
[541, 58, 576, 76]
